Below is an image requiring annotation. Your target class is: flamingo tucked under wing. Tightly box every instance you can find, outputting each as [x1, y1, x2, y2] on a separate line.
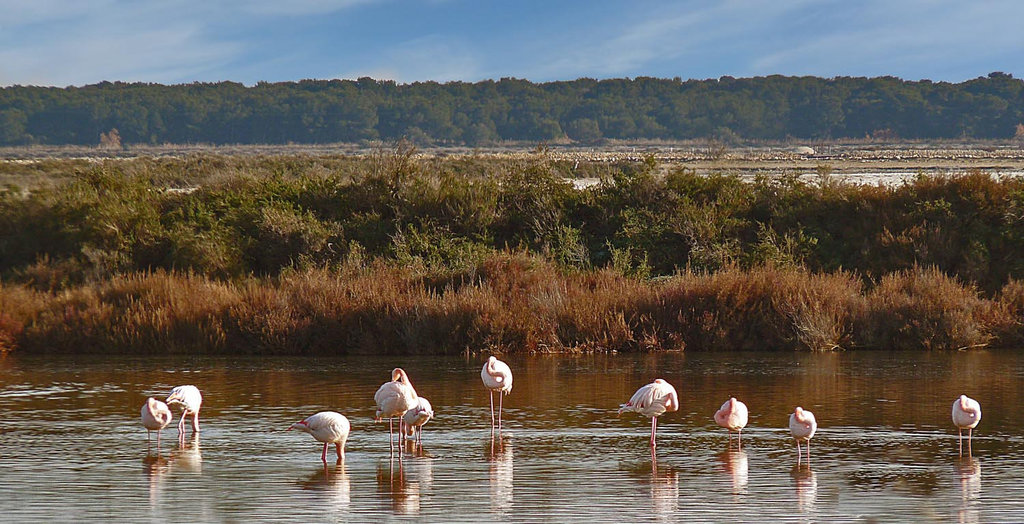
[952, 394, 982, 457]
[481, 356, 513, 431]
[374, 368, 418, 451]
[789, 407, 817, 464]
[140, 397, 173, 446]
[714, 397, 749, 449]
[618, 378, 679, 448]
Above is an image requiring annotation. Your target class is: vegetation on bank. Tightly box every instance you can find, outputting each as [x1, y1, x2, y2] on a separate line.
[1, 151, 1023, 353]
[2, 73, 1023, 147]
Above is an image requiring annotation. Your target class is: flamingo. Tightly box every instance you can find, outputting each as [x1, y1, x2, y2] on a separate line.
[715, 397, 749, 449]
[481, 356, 513, 431]
[789, 407, 817, 463]
[166, 385, 202, 436]
[290, 411, 351, 463]
[952, 394, 982, 456]
[375, 368, 418, 451]
[618, 379, 679, 448]
[402, 397, 434, 445]
[140, 397, 173, 446]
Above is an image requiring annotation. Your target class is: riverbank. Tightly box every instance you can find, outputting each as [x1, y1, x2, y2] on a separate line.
[1, 255, 1020, 354]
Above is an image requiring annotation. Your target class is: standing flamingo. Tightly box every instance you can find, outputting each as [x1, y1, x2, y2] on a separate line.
[714, 397, 749, 449]
[952, 394, 982, 456]
[289, 411, 351, 463]
[402, 397, 434, 445]
[140, 397, 173, 446]
[375, 368, 418, 451]
[481, 356, 513, 431]
[166, 385, 202, 436]
[789, 407, 817, 463]
[618, 379, 679, 448]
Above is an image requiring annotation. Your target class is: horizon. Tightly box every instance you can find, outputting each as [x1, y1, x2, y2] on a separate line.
[2, 1, 1022, 88]
[2, 71, 1019, 90]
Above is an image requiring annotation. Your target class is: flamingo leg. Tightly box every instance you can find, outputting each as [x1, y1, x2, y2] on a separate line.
[389, 418, 395, 452]
[321, 442, 328, 463]
[192, 411, 200, 433]
[737, 430, 742, 450]
[796, 441, 802, 464]
[968, 428, 973, 456]
[489, 391, 496, 428]
[498, 391, 504, 432]
[650, 416, 658, 448]
[806, 440, 811, 463]
[958, 428, 963, 456]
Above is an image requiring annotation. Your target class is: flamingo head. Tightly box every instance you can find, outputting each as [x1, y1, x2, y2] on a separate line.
[794, 407, 806, 423]
[392, 368, 408, 383]
[729, 397, 738, 409]
[959, 395, 970, 411]
[288, 419, 310, 433]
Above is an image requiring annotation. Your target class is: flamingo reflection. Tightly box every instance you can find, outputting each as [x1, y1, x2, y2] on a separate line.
[169, 434, 203, 474]
[142, 453, 169, 506]
[376, 452, 433, 516]
[717, 450, 749, 496]
[791, 464, 818, 514]
[488, 435, 513, 514]
[649, 460, 679, 518]
[956, 458, 981, 524]
[299, 463, 351, 511]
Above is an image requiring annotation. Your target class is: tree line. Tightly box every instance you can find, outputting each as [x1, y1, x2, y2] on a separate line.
[1, 73, 1022, 146]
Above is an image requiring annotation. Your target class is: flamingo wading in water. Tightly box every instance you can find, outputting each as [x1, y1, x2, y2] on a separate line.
[374, 368, 418, 451]
[715, 397, 749, 449]
[618, 379, 679, 448]
[166, 385, 202, 436]
[789, 407, 817, 463]
[952, 395, 982, 456]
[141, 397, 173, 446]
[289, 411, 351, 463]
[402, 397, 434, 445]
[481, 356, 513, 431]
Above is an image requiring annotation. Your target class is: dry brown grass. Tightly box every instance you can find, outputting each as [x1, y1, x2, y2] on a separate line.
[2, 254, 1019, 354]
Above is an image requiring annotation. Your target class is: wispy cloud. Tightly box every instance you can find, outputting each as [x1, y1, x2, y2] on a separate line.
[0, 0, 1021, 86]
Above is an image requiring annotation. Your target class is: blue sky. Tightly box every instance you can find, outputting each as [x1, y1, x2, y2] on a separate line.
[1, 0, 1022, 87]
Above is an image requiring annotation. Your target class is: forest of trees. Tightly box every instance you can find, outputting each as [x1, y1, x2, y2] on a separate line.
[1, 73, 1023, 147]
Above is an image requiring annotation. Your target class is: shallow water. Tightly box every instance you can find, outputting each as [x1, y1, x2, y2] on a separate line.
[0, 351, 1021, 522]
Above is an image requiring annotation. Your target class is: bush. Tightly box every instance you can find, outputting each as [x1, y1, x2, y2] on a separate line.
[857, 266, 994, 350]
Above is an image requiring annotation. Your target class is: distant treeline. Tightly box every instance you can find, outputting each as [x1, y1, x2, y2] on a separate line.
[2, 73, 1023, 146]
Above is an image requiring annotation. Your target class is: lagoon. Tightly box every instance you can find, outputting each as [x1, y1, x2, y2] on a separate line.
[0, 351, 1022, 521]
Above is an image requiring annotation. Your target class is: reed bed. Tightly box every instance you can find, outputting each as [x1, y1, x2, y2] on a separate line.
[1, 254, 1016, 354]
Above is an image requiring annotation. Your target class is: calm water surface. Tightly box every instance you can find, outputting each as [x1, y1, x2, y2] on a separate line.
[1, 351, 1022, 522]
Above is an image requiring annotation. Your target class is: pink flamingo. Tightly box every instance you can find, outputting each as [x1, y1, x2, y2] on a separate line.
[789, 407, 817, 463]
[402, 397, 434, 445]
[714, 397, 749, 449]
[952, 395, 982, 456]
[166, 385, 202, 436]
[481, 356, 513, 431]
[289, 411, 351, 463]
[618, 379, 679, 448]
[374, 368, 418, 451]
[140, 397, 173, 446]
